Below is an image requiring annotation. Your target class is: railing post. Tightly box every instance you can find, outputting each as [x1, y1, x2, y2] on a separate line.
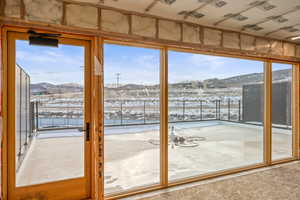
[30, 102, 34, 135]
[66, 102, 69, 127]
[228, 98, 231, 121]
[120, 100, 123, 125]
[52, 116, 54, 127]
[218, 100, 220, 119]
[182, 100, 185, 121]
[70, 112, 72, 127]
[200, 100, 203, 120]
[238, 99, 241, 121]
[215, 100, 218, 120]
[144, 100, 146, 124]
[36, 101, 39, 131]
[219, 100, 221, 120]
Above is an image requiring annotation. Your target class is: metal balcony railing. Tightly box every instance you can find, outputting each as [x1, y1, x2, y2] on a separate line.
[31, 99, 244, 130]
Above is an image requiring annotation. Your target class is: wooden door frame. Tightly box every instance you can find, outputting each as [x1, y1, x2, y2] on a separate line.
[2, 26, 96, 200]
[1, 25, 299, 200]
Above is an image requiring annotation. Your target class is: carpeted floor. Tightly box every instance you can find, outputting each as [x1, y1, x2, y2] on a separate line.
[137, 162, 300, 200]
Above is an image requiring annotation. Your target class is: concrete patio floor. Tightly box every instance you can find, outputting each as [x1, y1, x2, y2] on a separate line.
[104, 121, 292, 194]
[16, 129, 84, 187]
[16, 121, 292, 193]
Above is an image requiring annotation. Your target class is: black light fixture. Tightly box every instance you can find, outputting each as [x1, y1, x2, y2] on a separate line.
[268, 15, 288, 24]
[178, 10, 205, 19]
[28, 30, 60, 47]
[224, 13, 248, 21]
[198, 0, 227, 8]
[243, 24, 263, 31]
[161, 0, 176, 5]
[250, 1, 276, 11]
[282, 26, 299, 33]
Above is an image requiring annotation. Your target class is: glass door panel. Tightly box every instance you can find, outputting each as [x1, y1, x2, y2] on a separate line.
[8, 31, 91, 200]
[168, 51, 265, 181]
[271, 63, 293, 161]
[15, 40, 85, 186]
[103, 43, 161, 194]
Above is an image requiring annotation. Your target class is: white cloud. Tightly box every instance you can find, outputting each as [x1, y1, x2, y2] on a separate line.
[188, 54, 225, 70]
[16, 48, 84, 84]
[16, 49, 84, 66]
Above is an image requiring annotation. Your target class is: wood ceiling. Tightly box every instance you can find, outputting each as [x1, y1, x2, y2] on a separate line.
[71, 0, 300, 43]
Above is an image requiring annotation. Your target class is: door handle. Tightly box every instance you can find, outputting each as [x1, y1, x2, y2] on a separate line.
[85, 122, 90, 141]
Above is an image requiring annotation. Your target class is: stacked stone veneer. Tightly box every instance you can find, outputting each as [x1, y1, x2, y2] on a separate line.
[2, 0, 300, 61]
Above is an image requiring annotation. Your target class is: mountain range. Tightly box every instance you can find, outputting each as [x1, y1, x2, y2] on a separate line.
[31, 82, 83, 94]
[31, 69, 291, 94]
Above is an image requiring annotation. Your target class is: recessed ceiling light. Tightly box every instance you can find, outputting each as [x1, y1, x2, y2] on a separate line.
[291, 35, 300, 40]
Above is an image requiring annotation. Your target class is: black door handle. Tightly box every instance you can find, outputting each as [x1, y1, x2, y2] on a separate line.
[85, 122, 90, 141]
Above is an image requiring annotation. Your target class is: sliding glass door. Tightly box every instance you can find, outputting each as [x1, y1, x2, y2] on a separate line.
[102, 41, 299, 198]
[7, 31, 91, 200]
[168, 50, 265, 181]
[103, 43, 161, 194]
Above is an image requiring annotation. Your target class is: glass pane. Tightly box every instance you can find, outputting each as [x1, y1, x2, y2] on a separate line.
[104, 44, 160, 194]
[15, 40, 85, 186]
[168, 51, 264, 181]
[271, 63, 293, 160]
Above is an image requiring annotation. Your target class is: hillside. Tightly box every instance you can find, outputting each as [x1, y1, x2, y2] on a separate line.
[105, 69, 290, 90]
[31, 82, 83, 94]
[31, 69, 291, 94]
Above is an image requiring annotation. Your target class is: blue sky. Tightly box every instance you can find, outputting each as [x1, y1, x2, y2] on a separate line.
[105, 45, 291, 84]
[104, 44, 266, 85]
[16, 40, 291, 85]
[272, 62, 292, 71]
[104, 44, 160, 85]
[168, 51, 264, 83]
[16, 40, 84, 84]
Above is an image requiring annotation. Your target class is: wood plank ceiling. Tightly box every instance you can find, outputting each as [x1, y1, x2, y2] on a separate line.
[72, 0, 300, 43]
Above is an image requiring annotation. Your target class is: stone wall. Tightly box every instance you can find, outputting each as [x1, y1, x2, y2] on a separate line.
[1, 0, 300, 61]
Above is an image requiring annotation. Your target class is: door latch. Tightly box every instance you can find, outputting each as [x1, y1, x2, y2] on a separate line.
[85, 122, 90, 141]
